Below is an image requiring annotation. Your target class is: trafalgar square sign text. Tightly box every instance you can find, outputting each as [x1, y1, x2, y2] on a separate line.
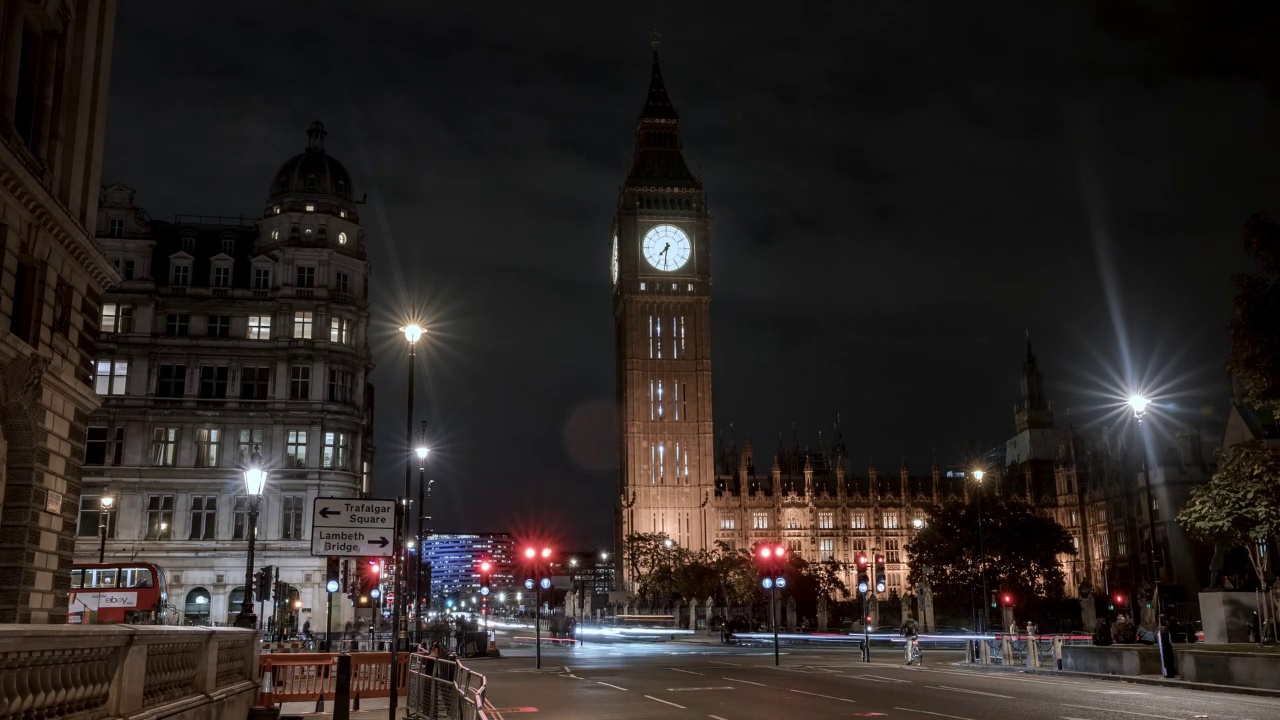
[311, 498, 396, 558]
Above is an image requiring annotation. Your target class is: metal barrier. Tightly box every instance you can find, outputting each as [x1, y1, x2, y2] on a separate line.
[407, 654, 489, 720]
[257, 651, 408, 704]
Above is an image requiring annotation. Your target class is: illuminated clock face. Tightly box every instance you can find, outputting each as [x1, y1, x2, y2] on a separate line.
[642, 225, 691, 272]
[611, 234, 619, 284]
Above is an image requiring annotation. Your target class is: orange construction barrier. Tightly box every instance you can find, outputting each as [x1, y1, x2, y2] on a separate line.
[257, 652, 409, 705]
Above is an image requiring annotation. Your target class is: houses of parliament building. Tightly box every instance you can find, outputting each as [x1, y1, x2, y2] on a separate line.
[611, 40, 1214, 606]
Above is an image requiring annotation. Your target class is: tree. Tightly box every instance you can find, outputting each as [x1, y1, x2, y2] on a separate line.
[623, 532, 679, 606]
[709, 541, 758, 607]
[1229, 212, 1280, 416]
[905, 499, 1075, 606]
[1178, 440, 1280, 634]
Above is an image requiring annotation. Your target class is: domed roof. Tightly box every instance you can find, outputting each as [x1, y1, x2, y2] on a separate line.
[267, 121, 353, 201]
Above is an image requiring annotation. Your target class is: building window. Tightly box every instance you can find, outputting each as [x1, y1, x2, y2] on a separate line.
[221, 237, 235, 254]
[305, 203, 315, 211]
[883, 512, 900, 529]
[95, 360, 128, 396]
[330, 317, 350, 344]
[286, 430, 308, 467]
[78, 495, 116, 538]
[194, 428, 221, 467]
[293, 311, 313, 339]
[238, 429, 265, 463]
[338, 231, 348, 245]
[270, 229, 280, 241]
[851, 513, 867, 529]
[145, 495, 175, 540]
[1116, 530, 1127, 556]
[886, 539, 900, 563]
[84, 427, 108, 465]
[273, 205, 280, 215]
[253, 268, 271, 289]
[852, 538, 867, 553]
[108, 218, 124, 237]
[296, 266, 316, 288]
[123, 259, 136, 280]
[785, 515, 800, 529]
[719, 516, 736, 530]
[336, 272, 350, 293]
[199, 366, 229, 399]
[819, 538, 835, 559]
[189, 496, 217, 540]
[212, 266, 231, 287]
[281, 496, 304, 540]
[151, 427, 178, 466]
[101, 303, 134, 333]
[157, 364, 186, 398]
[207, 314, 230, 337]
[752, 512, 769, 530]
[248, 315, 272, 340]
[818, 512, 834, 529]
[232, 496, 251, 540]
[240, 367, 269, 400]
[171, 263, 191, 286]
[328, 369, 353, 403]
[289, 366, 311, 400]
[165, 313, 190, 336]
[323, 431, 350, 470]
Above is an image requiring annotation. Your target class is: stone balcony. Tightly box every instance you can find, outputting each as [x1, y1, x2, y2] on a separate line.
[0, 625, 258, 719]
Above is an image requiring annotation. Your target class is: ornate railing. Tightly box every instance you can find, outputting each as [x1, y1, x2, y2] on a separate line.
[0, 625, 257, 720]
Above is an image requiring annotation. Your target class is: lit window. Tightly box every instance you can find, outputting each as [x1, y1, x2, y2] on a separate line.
[322, 431, 350, 470]
[293, 311, 313, 339]
[328, 369, 353, 403]
[687, 283, 693, 291]
[640, 282, 646, 290]
[95, 360, 128, 395]
[819, 539, 835, 558]
[851, 513, 867, 529]
[719, 516, 736, 530]
[330, 317, 350, 344]
[339, 210, 346, 218]
[101, 303, 134, 333]
[248, 315, 272, 340]
[818, 512, 833, 529]
[886, 539, 900, 563]
[271, 229, 280, 241]
[150, 427, 178, 466]
[273, 206, 281, 214]
[304, 228, 313, 239]
[194, 429, 221, 468]
[883, 512, 900, 529]
[305, 204, 315, 212]
[786, 515, 799, 529]
[338, 232, 348, 245]
[752, 512, 769, 530]
[237, 429, 265, 463]
[286, 431, 308, 468]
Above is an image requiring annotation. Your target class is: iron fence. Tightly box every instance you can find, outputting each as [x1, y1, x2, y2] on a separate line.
[407, 653, 488, 720]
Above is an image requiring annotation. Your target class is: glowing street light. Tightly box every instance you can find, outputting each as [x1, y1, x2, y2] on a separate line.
[600, 551, 609, 561]
[1128, 394, 1150, 424]
[972, 466, 989, 633]
[235, 449, 267, 629]
[912, 518, 924, 529]
[416, 446, 429, 460]
[663, 538, 674, 549]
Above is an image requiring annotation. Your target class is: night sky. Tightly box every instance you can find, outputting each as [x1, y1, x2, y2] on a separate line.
[101, 2, 1280, 548]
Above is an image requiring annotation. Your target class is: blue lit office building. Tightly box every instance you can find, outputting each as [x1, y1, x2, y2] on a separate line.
[421, 533, 514, 606]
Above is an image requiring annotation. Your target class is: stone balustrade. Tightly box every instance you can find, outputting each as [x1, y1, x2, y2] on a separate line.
[0, 625, 258, 720]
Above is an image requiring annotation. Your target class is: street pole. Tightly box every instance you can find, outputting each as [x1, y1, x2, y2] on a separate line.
[535, 571, 542, 670]
[975, 474, 989, 634]
[327, 589, 334, 651]
[97, 498, 112, 564]
[862, 591, 870, 663]
[772, 582, 780, 667]
[391, 325, 422, 720]
[235, 454, 265, 630]
[415, 435, 427, 642]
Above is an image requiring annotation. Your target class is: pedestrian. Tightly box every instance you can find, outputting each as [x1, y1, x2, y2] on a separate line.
[1093, 617, 1112, 646]
[303, 619, 311, 639]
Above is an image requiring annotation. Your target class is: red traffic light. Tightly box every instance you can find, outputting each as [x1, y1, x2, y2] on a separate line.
[856, 554, 868, 566]
[541, 547, 552, 559]
[480, 561, 492, 573]
[1002, 594, 1013, 604]
[759, 546, 772, 559]
[876, 555, 885, 565]
[865, 614, 872, 623]
[1114, 594, 1125, 605]
[775, 545, 787, 559]
[524, 548, 536, 559]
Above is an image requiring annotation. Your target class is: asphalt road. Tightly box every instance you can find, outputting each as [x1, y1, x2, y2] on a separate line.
[477, 640, 1280, 720]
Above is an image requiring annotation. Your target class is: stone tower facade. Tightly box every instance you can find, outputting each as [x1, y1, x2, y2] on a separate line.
[613, 40, 715, 561]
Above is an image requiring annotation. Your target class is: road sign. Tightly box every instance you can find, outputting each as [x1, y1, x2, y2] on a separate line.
[480, 587, 490, 596]
[524, 579, 534, 590]
[326, 580, 340, 593]
[762, 578, 774, 589]
[310, 498, 396, 557]
[539, 578, 551, 589]
[776, 577, 787, 589]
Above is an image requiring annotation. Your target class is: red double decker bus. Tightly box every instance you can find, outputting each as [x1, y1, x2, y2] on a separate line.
[68, 562, 168, 624]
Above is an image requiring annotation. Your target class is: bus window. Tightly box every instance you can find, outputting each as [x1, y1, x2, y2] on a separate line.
[71, 569, 83, 589]
[129, 569, 154, 588]
[98, 570, 117, 589]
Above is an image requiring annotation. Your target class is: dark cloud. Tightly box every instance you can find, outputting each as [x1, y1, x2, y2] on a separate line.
[103, 1, 1280, 546]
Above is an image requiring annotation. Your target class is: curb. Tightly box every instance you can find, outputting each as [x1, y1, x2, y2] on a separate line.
[953, 662, 1280, 699]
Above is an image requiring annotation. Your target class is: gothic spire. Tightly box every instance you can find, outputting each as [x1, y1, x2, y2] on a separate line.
[1015, 335, 1055, 432]
[626, 35, 697, 188]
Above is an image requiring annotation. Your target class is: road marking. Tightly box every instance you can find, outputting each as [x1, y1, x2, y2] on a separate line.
[928, 685, 1014, 699]
[841, 674, 894, 683]
[895, 707, 977, 720]
[709, 716, 730, 720]
[670, 668, 705, 676]
[645, 695, 688, 709]
[1062, 716, 1093, 720]
[595, 681, 628, 691]
[1062, 705, 1184, 720]
[789, 689, 857, 703]
[722, 677, 768, 687]
[707, 660, 742, 666]
[667, 687, 736, 692]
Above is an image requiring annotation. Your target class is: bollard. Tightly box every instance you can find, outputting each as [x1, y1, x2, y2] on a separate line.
[1157, 627, 1178, 678]
[979, 638, 990, 665]
[1001, 634, 1013, 665]
[334, 654, 352, 720]
[1052, 636, 1064, 669]
[1027, 636, 1038, 669]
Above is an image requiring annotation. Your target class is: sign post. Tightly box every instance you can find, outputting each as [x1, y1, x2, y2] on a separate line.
[310, 499, 397, 558]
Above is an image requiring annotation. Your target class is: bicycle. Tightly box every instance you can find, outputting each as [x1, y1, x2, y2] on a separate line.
[905, 636, 922, 666]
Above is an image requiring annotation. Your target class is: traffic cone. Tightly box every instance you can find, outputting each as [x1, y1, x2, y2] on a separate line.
[258, 668, 274, 707]
[315, 693, 324, 712]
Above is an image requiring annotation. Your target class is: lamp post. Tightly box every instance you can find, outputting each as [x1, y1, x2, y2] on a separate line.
[973, 469, 989, 634]
[391, 323, 423, 719]
[1128, 396, 1161, 623]
[415, 443, 430, 637]
[235, 449, 267, 629]
[97, 496, 114, 563]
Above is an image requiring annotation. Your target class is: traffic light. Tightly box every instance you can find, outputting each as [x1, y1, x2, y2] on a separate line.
[258, 566, 273, 601]
[1114, 594, 1127, 610]
[754, 543, 787, 589]
[874, 554, 886, 593]
[478, 559, 493, 615]
[1002, 592, 1014, 607]
[326, 556, 340, 592]
[855, 553, 870, 594]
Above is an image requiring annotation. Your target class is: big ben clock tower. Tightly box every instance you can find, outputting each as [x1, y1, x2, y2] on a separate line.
[613, 36, 714, 569]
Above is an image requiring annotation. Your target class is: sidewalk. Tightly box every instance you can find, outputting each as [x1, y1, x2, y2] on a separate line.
[956, 662, 1280, 699]
[277, 697, 405, 718]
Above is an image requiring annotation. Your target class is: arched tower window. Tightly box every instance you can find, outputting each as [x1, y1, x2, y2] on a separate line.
[305, 174, 318, 190]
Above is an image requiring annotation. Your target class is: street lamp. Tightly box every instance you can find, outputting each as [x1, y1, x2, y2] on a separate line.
[912, 518, 924, 530]
[414, 442, 430, 635]
[235, 449, 267, 629]
[1128, 394, 1150, 424]
[97, 496, 114, 563]
[972, 469, 990, 634]
[391, 323, 423, 719]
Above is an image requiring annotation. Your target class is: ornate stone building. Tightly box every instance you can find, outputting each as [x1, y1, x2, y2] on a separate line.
[73, 123, 375, 629]
[0, 0, 118, 623]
